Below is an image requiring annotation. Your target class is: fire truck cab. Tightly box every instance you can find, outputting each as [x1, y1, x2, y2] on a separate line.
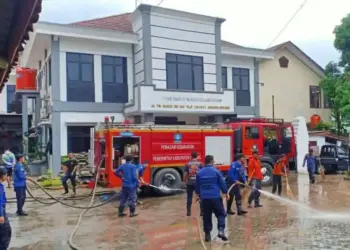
[218, 118, 296, 185]
[94, 122, 234, 195]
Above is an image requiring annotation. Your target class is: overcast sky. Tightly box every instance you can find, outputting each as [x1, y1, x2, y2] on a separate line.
[40, 0, 350, 67]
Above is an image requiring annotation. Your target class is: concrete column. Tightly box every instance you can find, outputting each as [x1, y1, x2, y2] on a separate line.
[142, 113, 154, 124]
[35, 96, 40, 126]
[51, 111, 61, 175]
[253, 58, 260, 117]
[22, 95, 28, 156]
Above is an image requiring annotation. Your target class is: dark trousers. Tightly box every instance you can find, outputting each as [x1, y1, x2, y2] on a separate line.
[14, 186, 26, 214]
[62, 173, 76, 193]
[248, 179, 262, 205]
[272, 175, 282, 195]
[227, 184, 242, 211]
[308, 167, 315, 183]
[0, 210, 11, 250]
[120, 187, 137, 210]
[202, 198, 226, 233]
[186, 185, 203, 212]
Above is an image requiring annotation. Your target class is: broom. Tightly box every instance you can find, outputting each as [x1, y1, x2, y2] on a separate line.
[242, 170, 255, 207]
[283, 166, 294, 199]
[318, 158, 326, 181]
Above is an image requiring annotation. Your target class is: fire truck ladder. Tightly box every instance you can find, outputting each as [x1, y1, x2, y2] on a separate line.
[96, 123, 232, 131]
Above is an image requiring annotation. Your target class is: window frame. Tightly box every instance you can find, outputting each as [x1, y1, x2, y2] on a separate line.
[66, 52, 95, 102]
[309, 85, 321, 108]
[222, 66, 227, 89]
[165, 53, 204, 91]
[101, 55, 128, 103]
[232, 67, 251, 106]
[323, 93, 332, 109]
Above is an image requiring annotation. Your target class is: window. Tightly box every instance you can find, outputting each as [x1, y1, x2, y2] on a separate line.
[279, 56, 289, 68]
[101, 56, 128, 103]
[323, 94, 332, 109]
[222, 67, 227, 89]
[309, 86, 321, 108]
[6, 85, 16, 113]
[245, 126, 259, 139]
[232, 68, 250, 106]
[66, 53, 94, 102]
[67, 126, 92, 153]
[166, 53, 204, 91]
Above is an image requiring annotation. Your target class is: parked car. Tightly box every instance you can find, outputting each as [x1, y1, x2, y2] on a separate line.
[319, 145, 349, 173]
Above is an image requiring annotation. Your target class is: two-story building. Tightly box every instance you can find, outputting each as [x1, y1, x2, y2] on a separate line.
[19, 4, 274, 174]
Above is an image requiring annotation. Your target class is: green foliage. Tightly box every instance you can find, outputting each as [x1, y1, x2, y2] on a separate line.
[334, 13, 350, 72]
[313, 121, 333, 131]
[61, 155, 69, 164]
[319, 13, 350, 135]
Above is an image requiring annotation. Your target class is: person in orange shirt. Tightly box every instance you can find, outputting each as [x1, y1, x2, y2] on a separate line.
[272, 154, 288, 196]
[247, 149, 263, 208]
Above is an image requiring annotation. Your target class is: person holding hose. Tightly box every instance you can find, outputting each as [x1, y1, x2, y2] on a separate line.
[115, 155, 139, 217]
[2, 148, 15, 188]
[184, 151, 203, 216]
[0, 167, 12, 249]
[13, 154, 28, 216]
[196, 155, 228, 242]
[248, 149, 263, 208]
[303, 149, 316, 184]
[61, 152, 78, 196]
[226, 153, 248, 215]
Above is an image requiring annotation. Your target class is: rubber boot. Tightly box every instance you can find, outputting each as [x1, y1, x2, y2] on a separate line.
[72, 186, 76, 196]
[226, 200, 235, 215]
[186, 206, 191, 216]
[205, 232, 211, 242]
[129, 206, 138, 217]
[217, 228, 228, 241]
[254, 202, 263, 208]
[236, 201, 247, 216]
[118, 206, 127, 217]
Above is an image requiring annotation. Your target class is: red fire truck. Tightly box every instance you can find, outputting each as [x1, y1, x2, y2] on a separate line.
[94, 118, 296, 194]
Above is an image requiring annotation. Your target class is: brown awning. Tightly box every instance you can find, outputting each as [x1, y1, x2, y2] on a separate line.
[0, 0, 42, 92]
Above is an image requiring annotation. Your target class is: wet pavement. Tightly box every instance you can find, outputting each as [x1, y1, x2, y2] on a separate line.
[6, 174, 350, 250]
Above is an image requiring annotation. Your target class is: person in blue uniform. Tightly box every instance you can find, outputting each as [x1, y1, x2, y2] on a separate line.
[303, 148, 316, 184]
[0, 167, 12, 249]
[115, 155, 139, 217]
[13, 154, 28, 216]
[226, 153, 248, 216]
[196, 155, 228, 242]
[135, 160, 149, 205]
[2, 148, 15, 188]
[184, 151, 203, 216]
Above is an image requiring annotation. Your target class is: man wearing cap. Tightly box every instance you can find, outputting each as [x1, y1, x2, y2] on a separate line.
[13, 154, 28, 216]
[248, 149, 263, 208]
[61, 152, 78, 196]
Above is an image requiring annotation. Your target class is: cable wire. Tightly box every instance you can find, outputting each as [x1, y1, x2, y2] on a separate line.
[157, 0, 166, 6]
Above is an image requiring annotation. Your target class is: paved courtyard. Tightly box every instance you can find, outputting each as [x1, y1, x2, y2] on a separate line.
[6, 174, 350, 250]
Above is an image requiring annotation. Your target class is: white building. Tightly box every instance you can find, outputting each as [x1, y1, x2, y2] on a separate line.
[19, 4, 274, 173]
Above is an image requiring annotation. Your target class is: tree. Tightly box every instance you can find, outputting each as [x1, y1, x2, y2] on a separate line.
[319, 62, 345, 134]
[334, 13, 350, 72]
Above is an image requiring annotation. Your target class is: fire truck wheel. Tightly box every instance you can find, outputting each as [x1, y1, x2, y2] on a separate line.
[153, 168, 181, 195]
[261, 162, 273, 186]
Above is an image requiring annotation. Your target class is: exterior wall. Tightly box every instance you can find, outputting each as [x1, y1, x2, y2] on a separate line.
[149, 10, 217, 91]
[221, 54, 257, 117]
[259, 49, 331, 122]
[59, 112, 124, 155]
[59, 37, 134, 104]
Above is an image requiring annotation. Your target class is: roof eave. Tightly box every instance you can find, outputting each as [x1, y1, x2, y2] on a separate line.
[36, 22, 138, 44]
[222, 46, 274, 60]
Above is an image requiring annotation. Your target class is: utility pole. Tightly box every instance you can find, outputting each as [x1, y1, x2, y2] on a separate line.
[272, 95, 275, 122]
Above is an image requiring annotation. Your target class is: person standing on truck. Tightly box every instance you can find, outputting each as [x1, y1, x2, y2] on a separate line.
[0, 167, 12, 249]
[136, 160, 149, 205]
[2, 148, 15, 188]
[195, 155, 228, 242]
[303, 149, 316, 184]
[184, 151, 204, 216]
[61, 152, 78, 196]
[272, 154, 288, 196]
[248, 149, 263, 208]
[115, 155, 139, 217]
[13, 154, 28, 216]
[226, 153, 248, 216]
